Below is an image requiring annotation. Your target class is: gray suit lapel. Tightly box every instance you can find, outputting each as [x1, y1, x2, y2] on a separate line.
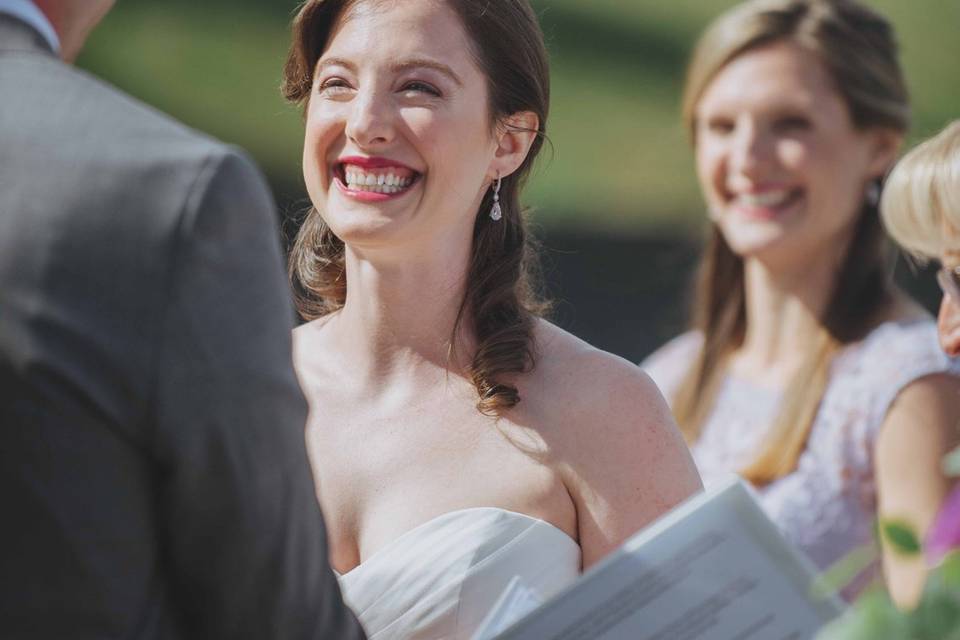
[0, 12, 56, 56]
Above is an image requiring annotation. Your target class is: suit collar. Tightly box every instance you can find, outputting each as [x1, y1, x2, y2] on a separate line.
[0, 11, 58, 56]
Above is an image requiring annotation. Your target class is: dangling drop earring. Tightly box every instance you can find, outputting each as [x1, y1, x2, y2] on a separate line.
[489, 174, 503, 221]
[866, 180, 881, 208]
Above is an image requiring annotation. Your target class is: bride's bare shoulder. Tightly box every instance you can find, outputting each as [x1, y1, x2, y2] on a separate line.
[525, 318, 692, 460]
[528, 320, 701, 566]
[529, 319, 667, 420]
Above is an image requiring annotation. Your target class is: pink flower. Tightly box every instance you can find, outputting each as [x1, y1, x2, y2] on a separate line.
[926, 484, 960, 565]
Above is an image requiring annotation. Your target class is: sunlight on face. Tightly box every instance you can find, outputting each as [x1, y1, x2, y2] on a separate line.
[694, 41, 888, 268]
[302, 0, 497, 254]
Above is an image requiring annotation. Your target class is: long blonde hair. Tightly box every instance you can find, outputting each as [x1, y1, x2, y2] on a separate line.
[675, 0, 910, 485]
[882, 121, 960, 259]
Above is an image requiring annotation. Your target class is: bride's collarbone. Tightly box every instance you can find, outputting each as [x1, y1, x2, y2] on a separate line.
[317, 397, 530, 445]
[311, 381, 486, 423]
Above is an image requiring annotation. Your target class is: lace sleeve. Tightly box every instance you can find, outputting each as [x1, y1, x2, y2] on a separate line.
[640, 332, 703, 408]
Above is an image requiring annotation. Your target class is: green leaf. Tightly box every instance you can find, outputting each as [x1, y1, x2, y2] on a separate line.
[883, 521, 923, 557]
[942, 446, 960, 477]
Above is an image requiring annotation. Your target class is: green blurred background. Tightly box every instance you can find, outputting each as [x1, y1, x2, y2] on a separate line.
[78, 0, 960, 360]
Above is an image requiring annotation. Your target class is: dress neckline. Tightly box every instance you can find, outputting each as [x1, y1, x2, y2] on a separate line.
[336, 507, 579, 578]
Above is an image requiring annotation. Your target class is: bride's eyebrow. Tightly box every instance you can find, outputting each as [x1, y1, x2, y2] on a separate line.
[316, 57, 355, 75]
[314, 56, 463, 87]
[392, 59, 463, 87]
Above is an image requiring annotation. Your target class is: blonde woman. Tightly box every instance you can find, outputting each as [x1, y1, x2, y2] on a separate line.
[883, 121, 960, 357]
[643, 0, 960, 606]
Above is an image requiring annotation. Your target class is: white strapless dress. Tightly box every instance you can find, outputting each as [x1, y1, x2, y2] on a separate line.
[337, 507, 581, 639]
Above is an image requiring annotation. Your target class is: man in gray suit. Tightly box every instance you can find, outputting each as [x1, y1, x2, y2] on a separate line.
[0, 1, 364, 638]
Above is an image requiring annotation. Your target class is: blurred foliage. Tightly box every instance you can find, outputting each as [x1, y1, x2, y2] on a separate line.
[78, 0, 960, 233]
[816, 447, 960, 640]
[817, 538, 960, 640]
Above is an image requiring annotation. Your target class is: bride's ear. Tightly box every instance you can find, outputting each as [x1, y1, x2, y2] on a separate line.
[488, 111, 540, 180]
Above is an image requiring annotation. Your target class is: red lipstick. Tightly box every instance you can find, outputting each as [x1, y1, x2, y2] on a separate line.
[338, 156, 417, 171]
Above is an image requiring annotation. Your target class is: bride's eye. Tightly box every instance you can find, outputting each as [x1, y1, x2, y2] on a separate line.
[318, 77, 352, 96]
[400, 81, 441, 97]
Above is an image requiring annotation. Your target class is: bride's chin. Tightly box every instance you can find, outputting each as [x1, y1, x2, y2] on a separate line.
[324, 216, 401, 246]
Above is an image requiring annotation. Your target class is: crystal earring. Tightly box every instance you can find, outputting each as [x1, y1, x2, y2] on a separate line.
[866, 180, 881, 208]
[489, 174, 503, 221]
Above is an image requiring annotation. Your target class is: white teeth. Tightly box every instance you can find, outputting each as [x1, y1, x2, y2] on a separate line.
[737, 190, 792, 208]
[341, 166, 418, 193]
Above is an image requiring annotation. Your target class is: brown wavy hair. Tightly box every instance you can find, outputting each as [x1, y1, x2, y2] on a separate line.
[675, 0, 909, 485]
[282, 0, 550, 416]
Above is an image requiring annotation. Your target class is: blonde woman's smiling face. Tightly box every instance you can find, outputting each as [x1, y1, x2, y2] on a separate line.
[302, 0, 499, 254]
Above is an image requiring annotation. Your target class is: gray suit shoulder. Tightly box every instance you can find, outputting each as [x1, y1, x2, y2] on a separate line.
[0, 53, 278, 430]
[2, 53, 272, 250]
[3, 52, 264, 201]
[23, 54, 230, 158]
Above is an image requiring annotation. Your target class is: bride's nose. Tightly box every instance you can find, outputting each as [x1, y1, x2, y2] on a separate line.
[345, 89, 394, 148]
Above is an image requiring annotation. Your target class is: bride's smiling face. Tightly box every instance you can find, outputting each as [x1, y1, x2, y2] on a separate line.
[303, 0, 498, 251]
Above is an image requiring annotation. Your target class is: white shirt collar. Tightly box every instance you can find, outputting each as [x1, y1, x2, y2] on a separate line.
[0, 0, 60, 54]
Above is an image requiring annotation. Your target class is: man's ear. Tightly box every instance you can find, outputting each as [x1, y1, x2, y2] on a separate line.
[869, 128, 905, 179]
[488, 111, 540, 180]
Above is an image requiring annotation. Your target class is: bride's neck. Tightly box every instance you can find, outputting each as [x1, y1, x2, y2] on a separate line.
[328, 245, 475, 384]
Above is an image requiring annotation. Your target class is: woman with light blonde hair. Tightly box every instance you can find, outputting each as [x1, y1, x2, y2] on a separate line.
[644, 0, 960, 606]
[883, 121, 960, 358]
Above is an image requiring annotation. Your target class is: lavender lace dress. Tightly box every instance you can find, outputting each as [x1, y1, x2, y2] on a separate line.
[643, 319, 960, 599]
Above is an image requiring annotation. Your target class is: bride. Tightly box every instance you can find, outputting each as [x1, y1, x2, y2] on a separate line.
[282, 0, 702, 637]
